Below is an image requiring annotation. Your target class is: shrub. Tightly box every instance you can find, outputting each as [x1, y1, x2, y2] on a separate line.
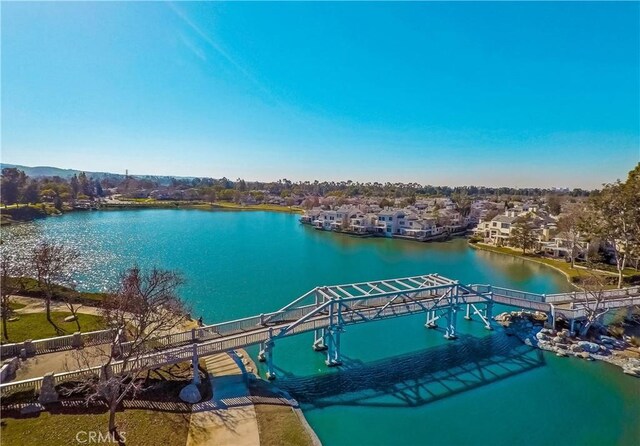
[607, 325, 625, 338]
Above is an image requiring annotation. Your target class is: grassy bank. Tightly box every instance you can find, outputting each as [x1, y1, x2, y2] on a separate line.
[211, 202, 303, 213]
[0, 204, 60, 225]
[469, 242, 640, 288]
[1, 311, 106, 343]
[254, 404, 314, 446]
[103, 199, 303, 213]
[2, 199, 303, 224]
[4, 277, 107, 305]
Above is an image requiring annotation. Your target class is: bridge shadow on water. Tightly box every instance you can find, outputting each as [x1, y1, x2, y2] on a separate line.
[275, 333, 545, 410]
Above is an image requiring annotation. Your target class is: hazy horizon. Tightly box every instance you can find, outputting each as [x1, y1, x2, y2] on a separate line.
[2, 2, 639, 188]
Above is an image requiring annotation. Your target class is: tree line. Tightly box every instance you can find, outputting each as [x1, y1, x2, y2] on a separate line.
[508, 163, 640, 288]
[1, 166, 594, 209]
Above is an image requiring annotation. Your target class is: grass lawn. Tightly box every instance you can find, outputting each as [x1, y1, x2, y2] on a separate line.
[1, 311, 105, 343]
[8, 302, 26, 311]
[0, 408, 190, 446]
[212, 201, 303, 213]
[4, 276, 107, 305]
[254, 404, 313, 446]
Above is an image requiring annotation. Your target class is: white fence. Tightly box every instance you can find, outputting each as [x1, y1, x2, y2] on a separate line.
[545, 286, 640, 304]
[1, 328, 116, 359]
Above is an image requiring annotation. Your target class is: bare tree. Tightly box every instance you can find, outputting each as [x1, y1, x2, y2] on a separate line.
[557, 206, 587, 269]
[585, 164, 640, 288]
[0, 249, 22, 342]
[68, 266, 189, 438]
[572, 271, 610, 336]
[31, 240, 80, 333]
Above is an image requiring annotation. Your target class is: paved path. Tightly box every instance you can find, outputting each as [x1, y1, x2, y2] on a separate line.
[186, 351, 260, 446]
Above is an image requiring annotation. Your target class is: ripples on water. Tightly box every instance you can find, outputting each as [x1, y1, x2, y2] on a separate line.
[1, 216, 130, 291]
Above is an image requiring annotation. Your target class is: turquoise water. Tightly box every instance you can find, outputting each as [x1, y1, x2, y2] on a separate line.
[2, 209, 639, 445]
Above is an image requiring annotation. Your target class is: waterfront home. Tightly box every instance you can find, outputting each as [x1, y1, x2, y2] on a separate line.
[377, 209, 406, 236]
[537, 232, 591, 260]
[300, 204, 470, 241]
[349, 213, 379, 234]
[314, 210, 338, 230]
[474, 213, 517, 246]
[299, 209, 321, 224]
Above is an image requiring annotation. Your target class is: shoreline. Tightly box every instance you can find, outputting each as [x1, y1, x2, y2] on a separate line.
[500, 311, 640, 378]
[469, 242, 581, 290]
[0, 201, 303, 226]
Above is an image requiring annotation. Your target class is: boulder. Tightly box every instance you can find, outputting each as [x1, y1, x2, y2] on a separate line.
[64, 315, 77, 322]
[577, 341, 600, 353]
[599, 336, 615, 344]
[553, 336, 567, 345]
[570, 344, 583, 353]
[556, 350, 568, 357]
[578, 352, 591, 360]
[179, 384, 201, 403]
[536, 332, 549, 341]
[533, 312, 548, 322]
[38, 373, 58, 404]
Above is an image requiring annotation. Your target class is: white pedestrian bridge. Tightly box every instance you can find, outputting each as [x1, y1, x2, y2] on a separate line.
[1, 273, 638, 395]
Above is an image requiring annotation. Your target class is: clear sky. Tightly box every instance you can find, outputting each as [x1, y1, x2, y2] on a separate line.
[2, 1, 639, 188]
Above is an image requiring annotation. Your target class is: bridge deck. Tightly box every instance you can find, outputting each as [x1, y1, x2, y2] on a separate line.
[1, 274, 638, 395]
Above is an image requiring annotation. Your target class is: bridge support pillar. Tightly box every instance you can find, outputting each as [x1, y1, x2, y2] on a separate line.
[191, 344, 201, 386]
[464, 304, 472, 321]
[264, 339, 276, 380]
[425, 310, 438, 329]
[444, 306, 458, 340]
[313, 328, 328, 351]
[325, 327, 342, 367]
[570, 318, 576, 336]
[484, 302, 493, 331]
[258, 342, 266, 362]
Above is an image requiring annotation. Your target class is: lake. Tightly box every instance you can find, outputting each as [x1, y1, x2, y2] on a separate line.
[2, 209, 639, 445]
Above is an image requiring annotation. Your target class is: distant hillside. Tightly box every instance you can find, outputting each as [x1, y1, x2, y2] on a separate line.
[0, 163, 195, 185]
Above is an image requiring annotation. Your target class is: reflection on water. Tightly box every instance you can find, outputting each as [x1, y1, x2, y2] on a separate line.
[278, 333, 544, 409]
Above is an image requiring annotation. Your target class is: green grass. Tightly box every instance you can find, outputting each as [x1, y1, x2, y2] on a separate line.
[0, 408, 190, 446]
[212, 202, 303, 213]
[3, 277, 107, 304]
[1, 311, 106, 343]
[254, 404, 313, 446]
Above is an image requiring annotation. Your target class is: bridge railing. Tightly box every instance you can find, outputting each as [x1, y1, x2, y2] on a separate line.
[1, 328, 117, 359]
[545, 286, 640, 304]
[488, 287, 546, 303]
[490, 295, 550, 312]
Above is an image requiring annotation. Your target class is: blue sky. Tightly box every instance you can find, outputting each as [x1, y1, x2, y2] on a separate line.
[2, 1, 639, 188]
